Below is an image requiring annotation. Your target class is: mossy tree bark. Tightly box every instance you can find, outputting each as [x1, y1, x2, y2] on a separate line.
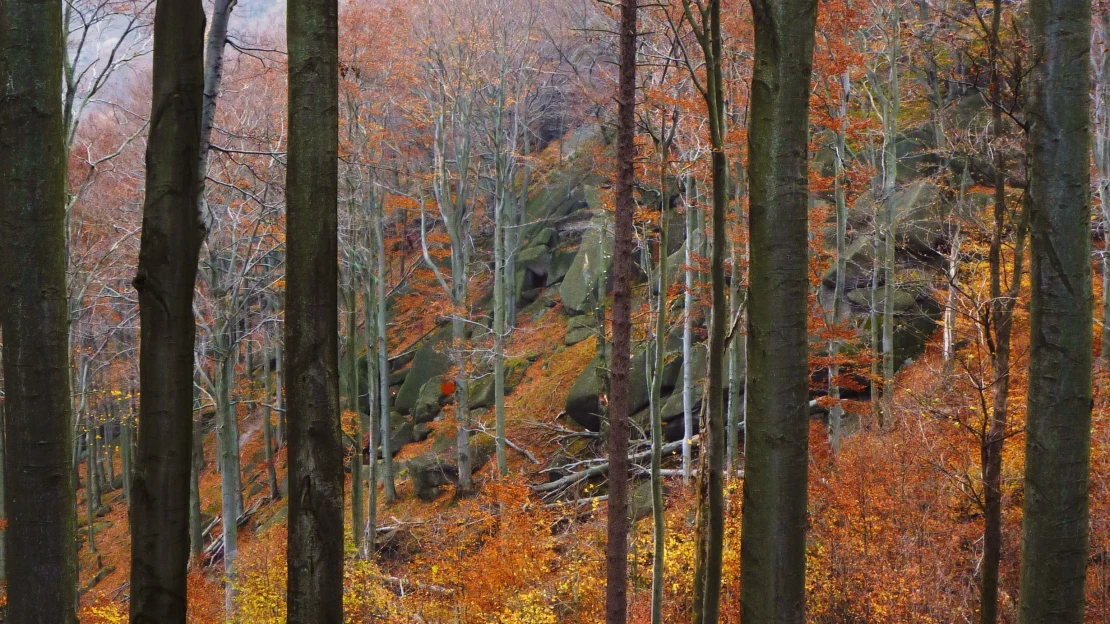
[1018, 0, 1092, 620]
[127, 0, 206, 620]
[605, 1, 637, 622]
[286, 0, 344, 620]
[741, 0, 817, 620]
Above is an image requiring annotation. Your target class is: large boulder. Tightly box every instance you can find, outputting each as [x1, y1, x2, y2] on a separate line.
[564, 315, 596, 346]
[558, 190, 613, 314]
[408, 435, 496, 501]
[412, 375, 450, 424]
[564, 347, 652, 431]
[394, 325, 453, 415]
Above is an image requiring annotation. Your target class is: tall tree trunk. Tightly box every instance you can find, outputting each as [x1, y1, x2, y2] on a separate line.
[741, 0, 818, 620]
[127, 0, 206, 620]
[682, 180, 696, 484]
[1094, 13, 1110, 362]
[275, 341, 286, 447]
[1019, 0, 1092, 620]
[361, 281, 380, 555]
[189, 421, 203, 561]
[0, 400, 5, 585]
[880, 1, 900, 423]
[87, 427, 99, 554]
[0, 0, 77, 616]
[979, 6, 1022, 620]
[649, 110, 672, 624]
[493, 155, 508, 477]
[346, 287, 365, 555]
[828, 73, 850, 454]
[369, 246, 395, 501]
[197, 0, 237, 206]
[286, 0, 343, 620]
[121, 408, 133, 505]
[682, 2, 728, 620]
[605, 2, 636, 621]
[263, 341, 279, 500]
[217, 351, 239, 614]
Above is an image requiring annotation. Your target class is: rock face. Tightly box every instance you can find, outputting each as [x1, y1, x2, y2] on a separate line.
[407, 434, 496, 501]
[558, 189, 613, 314]
[564, 315, 595, 346]
[394, 325, 454, 415]
[818, 179, 948, 378]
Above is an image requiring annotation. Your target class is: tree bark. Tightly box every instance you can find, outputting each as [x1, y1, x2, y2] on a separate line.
[1018, 0, 1092, 620]
[649, 108, 673, 624]
[285, 0, 343, 620]
[127, 0, 206, 620]
[605, 1, 637, 621]
[741, 0, 817, 620]
[0, 0, 78, 615]
[681, 2, 727, 620]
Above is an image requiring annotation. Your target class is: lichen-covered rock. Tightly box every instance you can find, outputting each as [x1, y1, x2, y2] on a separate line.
[407, 435, 496, 501]
[564, 347, 652, 431]
[558, 191, 613, 314]
[564, 315, 595, 346]
[394, 325, 453, 414]
[412, 375, 449, 424]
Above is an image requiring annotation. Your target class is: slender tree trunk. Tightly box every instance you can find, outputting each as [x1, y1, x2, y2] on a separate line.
[828, 74, 850, 454]
[369, 252, 395, 501]
[127, 0, 206, 620]
[217, 351, 239, 614]
[605, 2, 636, 621]
[649, 112, 671, 624]
[979, 8, 1020, 620]
[682, 2, 728, 620]
[275, 341, 286, 447]
[493, 166, 508, 477]
[741, 0, 818, 620]
[1097, 12, 1110, 362]
[346, 287, 365, 555]
[682, 180, 695, 485]
[286, 0, 343, 619]
[880, 2, 900, 423]
[189, 423, 203, 561]
[726, 165, 746, 473]
[263, 342, 279, 500]
[1019, 0, 1092, 620]
[121, 409, 133, 505]
[361, 278, 379, 555]
[87, 426, 99, 554]
[197, 0, 237, 206]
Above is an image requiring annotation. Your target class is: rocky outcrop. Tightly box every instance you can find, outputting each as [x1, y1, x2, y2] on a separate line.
[394, 325, 454, 415]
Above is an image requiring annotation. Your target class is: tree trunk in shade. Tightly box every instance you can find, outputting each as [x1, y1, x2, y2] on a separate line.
[741, 0, 818, 620]
[127, 0, 206, 620]
[1018, 0, 1092, 620]
[605, 1, 637, 621]
[285, 0, 344, 620]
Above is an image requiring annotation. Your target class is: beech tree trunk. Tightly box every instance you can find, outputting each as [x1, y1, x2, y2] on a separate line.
[286, 0, 343, 620]
[1018, 0, 1092, 620]
[741, 0, 817, 620]
[1, 0, 79, 614]
[373, 201, 396, 503]
[128, 0, 206, 620]
[605, 1, 637, 621]
[681, 2, 727, 621]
